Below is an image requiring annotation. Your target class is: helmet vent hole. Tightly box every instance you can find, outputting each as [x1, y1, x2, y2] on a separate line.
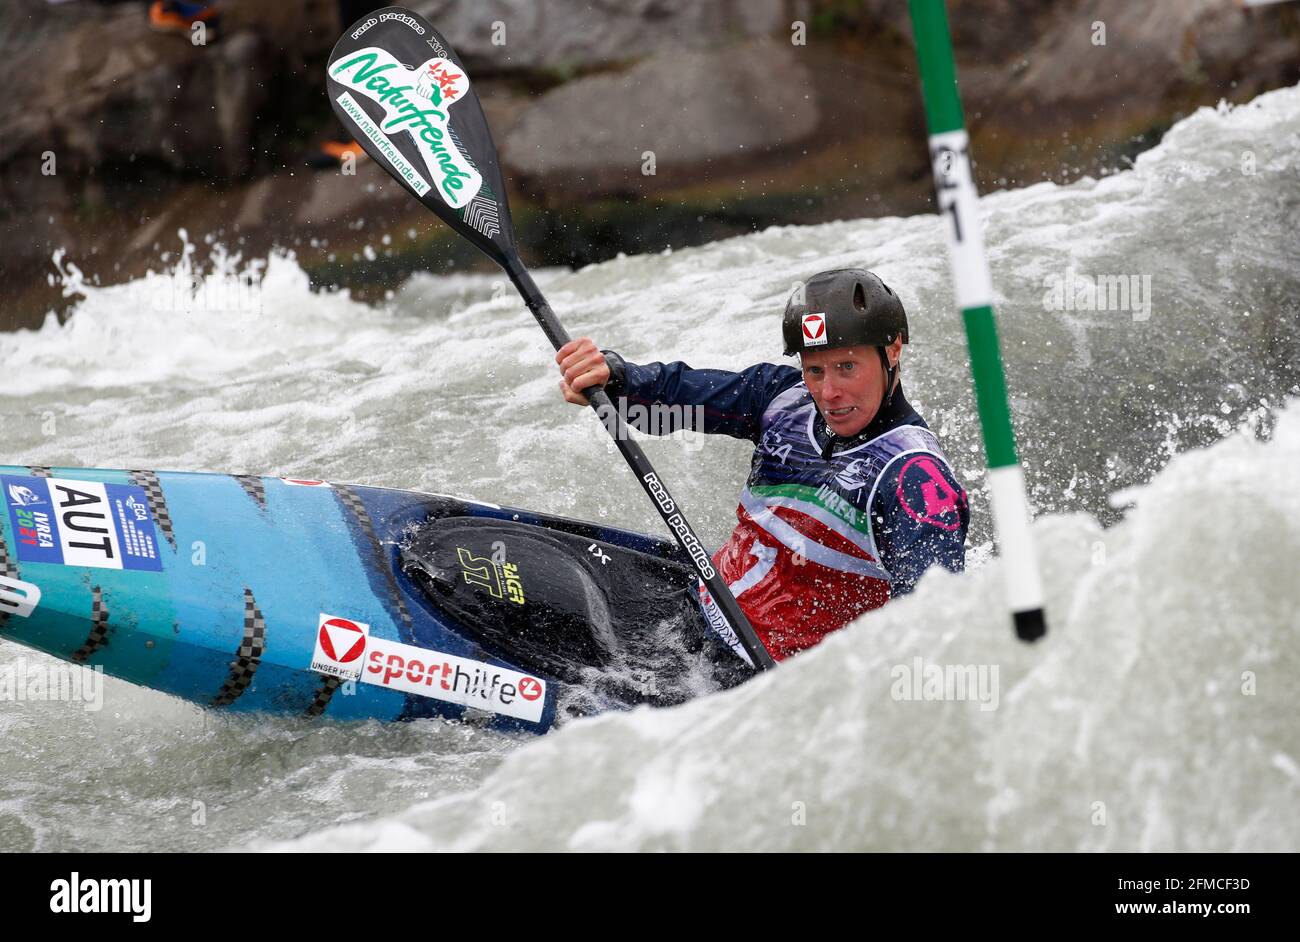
[853, 283, 867, 311]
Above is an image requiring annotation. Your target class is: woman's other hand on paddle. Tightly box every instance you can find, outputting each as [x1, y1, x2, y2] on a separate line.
[556, 338, 610, 406]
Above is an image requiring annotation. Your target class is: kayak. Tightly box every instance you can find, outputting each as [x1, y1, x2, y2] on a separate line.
[0, 465, 752, 734]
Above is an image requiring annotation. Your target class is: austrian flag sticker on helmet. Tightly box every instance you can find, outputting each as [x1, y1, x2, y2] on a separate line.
[802, 313, 828, 345]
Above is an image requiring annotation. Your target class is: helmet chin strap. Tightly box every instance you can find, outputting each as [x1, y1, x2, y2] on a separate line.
[877, 345, 898, 409]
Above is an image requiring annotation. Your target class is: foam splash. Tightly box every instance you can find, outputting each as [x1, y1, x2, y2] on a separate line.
[266, 400, 1300, 852]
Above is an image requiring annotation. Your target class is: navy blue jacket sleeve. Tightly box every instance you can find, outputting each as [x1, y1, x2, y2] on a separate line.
[603, 351, 802, 443]
[869, 449, 969, 596]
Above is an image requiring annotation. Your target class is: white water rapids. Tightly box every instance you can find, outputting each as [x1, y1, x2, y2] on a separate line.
[0, 85, 1297, 851]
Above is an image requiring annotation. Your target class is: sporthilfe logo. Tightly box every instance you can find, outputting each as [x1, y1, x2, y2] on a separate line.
[306, 615, 547, 722]
[362, 636, 546, 722]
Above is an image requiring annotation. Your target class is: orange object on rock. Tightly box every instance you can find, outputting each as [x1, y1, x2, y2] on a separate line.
[149, 1, 221, 39]
[320, 140, 368, 163]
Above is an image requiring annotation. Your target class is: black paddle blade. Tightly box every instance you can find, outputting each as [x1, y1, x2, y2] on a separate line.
[326, 7, 517, 268]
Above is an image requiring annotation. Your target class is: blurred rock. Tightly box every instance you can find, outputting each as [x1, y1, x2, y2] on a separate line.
[409, 0, 799, 73]
[502, 39, 819, 199]
[0, 0, 338, 329]
[959, 0, 1300, 133]
[0, 0, 271, 182]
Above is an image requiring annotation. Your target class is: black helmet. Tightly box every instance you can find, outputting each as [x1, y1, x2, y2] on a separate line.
[782, 268, 908, 356]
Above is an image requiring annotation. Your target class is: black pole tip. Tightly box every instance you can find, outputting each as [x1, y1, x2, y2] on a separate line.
[1014, 608, 1047, 643]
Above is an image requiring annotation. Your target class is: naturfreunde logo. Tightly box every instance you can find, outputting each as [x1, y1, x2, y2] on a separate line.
[0, 658, 104, 713]
[331, 47, 483, 208]
[890, 656, 1000, 712]
[50, 873, 151, 923]
[1042, 266, 1153, 321]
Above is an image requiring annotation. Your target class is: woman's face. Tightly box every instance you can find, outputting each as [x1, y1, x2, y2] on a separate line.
[800, 340, 901, 436]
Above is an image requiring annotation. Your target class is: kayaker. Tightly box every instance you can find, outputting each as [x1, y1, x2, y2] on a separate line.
[555, 268, 969, 660]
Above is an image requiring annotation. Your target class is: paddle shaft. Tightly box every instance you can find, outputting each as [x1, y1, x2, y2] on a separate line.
[321, 7, 773, 670]
[505, 261, 776, 671]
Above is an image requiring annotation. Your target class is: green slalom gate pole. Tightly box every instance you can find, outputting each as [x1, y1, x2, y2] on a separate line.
[908, 0, 1047, 642]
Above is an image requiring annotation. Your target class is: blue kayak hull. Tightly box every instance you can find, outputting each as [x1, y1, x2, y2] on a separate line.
[0, 465, 697, 734]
